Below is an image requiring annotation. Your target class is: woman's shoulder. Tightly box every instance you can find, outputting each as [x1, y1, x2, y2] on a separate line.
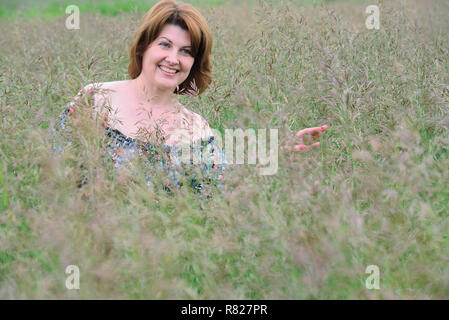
[78, 80, 130, 111]
[83, 80, 128, 98]
[164, 101, 213, 147]
[83, 80, 128, 91]
[177, 103, 213, 137]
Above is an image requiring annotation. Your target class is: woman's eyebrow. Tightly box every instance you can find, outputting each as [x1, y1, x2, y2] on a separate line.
[157, 36, 192, 48]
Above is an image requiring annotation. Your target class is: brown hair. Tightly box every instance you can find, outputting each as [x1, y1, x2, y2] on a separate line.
[128, 0, 213, 96]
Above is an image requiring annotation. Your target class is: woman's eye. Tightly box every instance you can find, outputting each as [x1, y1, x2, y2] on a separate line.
[159, 42, 192, 55]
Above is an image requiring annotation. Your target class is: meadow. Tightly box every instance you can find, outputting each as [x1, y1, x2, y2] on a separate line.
[0, 0, 448, 299]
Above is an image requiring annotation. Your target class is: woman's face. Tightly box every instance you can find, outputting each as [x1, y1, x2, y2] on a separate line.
[141, 24, 195, 93]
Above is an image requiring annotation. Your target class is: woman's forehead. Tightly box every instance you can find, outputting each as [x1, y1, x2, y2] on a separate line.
[156, 24, 191, 46]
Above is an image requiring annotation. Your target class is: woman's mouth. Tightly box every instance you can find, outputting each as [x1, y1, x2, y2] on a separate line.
[159, 65, 179, 76]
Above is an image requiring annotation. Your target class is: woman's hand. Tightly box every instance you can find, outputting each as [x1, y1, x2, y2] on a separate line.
[255, 124, 329, 169]
[291, 124, 330, 153]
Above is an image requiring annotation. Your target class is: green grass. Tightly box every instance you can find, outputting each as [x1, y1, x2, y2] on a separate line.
[0, 0, 448, 299]
[0, 164, 10, 212]
[0, 0, 226, 20]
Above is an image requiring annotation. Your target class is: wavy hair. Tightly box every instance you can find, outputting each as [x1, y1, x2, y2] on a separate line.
[128, 0, 213, 96]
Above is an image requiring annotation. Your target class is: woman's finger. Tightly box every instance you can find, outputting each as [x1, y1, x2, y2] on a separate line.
[293, 141, 320, 152]
[295, 127, 315, 137]
[296, 124, 329, 137]
[293, 144, 309, 151]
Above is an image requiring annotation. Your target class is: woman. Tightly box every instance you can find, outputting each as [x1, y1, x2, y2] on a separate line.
[54, 0, 329, 194]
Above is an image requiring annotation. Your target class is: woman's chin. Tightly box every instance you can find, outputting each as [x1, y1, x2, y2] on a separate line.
[153, 80, 177, 92]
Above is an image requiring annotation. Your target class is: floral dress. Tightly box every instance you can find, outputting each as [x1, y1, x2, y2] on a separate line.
[52, 86, 226, 196]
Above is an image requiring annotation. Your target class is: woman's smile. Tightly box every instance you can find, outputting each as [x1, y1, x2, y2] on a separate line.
[158, 65, 179, 76]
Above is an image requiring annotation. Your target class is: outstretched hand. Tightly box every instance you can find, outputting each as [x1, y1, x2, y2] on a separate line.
[291, 124, 330, 153]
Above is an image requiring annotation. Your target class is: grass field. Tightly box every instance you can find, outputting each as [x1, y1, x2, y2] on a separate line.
[0, 0, 448, 299]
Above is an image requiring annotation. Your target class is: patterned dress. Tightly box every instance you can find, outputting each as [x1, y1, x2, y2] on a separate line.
[52, 86, 226, 196]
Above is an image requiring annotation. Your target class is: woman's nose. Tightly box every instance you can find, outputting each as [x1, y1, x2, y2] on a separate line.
[165, 50, 179, 65]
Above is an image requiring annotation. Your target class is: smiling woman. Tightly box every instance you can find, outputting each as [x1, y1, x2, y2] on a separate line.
[134, 24, 196, 102]
[52, 0, 224, 196]
[128, 0, 212, 96]
[52, 0, 329, 196]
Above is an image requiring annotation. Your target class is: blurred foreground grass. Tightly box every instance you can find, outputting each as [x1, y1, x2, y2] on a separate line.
[0, 0, 448, 299]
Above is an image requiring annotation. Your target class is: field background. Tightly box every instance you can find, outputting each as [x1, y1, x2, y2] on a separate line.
[1, 0, 448, 299]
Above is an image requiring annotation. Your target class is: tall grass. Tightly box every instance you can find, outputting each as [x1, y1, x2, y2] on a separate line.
[0, 0, 448, 299]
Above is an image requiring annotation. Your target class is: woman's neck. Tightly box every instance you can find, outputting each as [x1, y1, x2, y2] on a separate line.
[130, 76, 176, 110]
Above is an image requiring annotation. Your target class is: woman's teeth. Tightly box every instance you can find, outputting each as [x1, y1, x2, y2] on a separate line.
[159, 66, 178, 74]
